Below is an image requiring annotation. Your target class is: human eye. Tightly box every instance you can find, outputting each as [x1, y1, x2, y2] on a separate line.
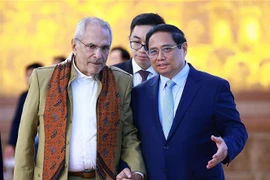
[87, 44, 97, 50]
[131, 41, 141, 47]
[101, 45, 110, 52]
[131, 41, 140, 44]
[162, 46, 173, 53]
[149, 49, 158, 56]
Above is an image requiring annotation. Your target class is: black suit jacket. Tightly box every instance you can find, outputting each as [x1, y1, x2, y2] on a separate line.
[113, 59, 133, 74]
[8, 91, 28, 147]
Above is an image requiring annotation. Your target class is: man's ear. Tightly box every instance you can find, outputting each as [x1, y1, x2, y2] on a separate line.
[128, 35, 131, 48]
[71, 38, 77, 55]
[182, 42, 188, 54]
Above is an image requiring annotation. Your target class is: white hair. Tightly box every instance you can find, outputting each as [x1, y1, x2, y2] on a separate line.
[74, 17, 112, 44]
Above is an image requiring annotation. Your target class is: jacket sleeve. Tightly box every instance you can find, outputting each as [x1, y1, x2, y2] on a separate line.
[215, 80, 248, 164]
[119, 74, 146, 174]
[8, 91, 27, 147]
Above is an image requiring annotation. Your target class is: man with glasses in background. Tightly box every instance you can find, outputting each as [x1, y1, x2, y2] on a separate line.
[114, 13, 165, 86]
[14, 17, 145, 180]
[131, 24, 248, 179]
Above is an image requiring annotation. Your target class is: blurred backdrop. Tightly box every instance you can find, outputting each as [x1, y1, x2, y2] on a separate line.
[0, 0, 270, 180]
[0, 0, 270, 94]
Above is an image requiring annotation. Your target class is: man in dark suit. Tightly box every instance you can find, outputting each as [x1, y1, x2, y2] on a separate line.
[132, 24, 248, 179]
[0, 134, 4, 180]
[114, 13, 165, 86]
[4, 63, 43, 159]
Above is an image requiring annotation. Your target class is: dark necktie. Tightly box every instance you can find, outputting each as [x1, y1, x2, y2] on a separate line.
[138, 70, 150, 82]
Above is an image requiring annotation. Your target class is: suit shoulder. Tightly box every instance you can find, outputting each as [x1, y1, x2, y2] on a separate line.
[32, 65, 56, 81]
[112, 59, 132, 72]
[110, 65, 132, 77]
[35, 65, 56, 73]
[113, 59, 130, 68]
[198, 70, 228, 84]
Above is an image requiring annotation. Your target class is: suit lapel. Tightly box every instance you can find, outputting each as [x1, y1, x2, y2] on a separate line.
[167, 65, 201, 140]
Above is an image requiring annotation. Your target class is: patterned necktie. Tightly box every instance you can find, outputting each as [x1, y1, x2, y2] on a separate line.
[138, 70, 150, 82]
[162, 80, 175, 139]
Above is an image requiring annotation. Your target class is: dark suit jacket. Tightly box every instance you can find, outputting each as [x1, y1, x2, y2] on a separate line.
[132, 64, 248, 180]
[113, 59, 133, 74]
[8, 91, 28, 147]
[0, 134, 4, 180]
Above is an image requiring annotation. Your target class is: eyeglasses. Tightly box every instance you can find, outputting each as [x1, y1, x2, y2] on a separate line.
[75, 38, 110, 54]
[130, 41, 146, 51]
[146, 43, 184, 59]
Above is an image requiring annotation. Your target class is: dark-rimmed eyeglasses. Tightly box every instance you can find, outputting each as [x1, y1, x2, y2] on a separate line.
[146, 43, 184, 59]
[75, 38, 110, 54]
[130, 41, 146, 51]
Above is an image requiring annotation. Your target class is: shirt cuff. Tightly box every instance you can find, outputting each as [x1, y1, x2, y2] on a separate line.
[134, 171, 144, 179]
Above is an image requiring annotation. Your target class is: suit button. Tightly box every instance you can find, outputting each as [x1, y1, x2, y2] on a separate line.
[163, 168, 166, 173]
[164, 146, 169, 150]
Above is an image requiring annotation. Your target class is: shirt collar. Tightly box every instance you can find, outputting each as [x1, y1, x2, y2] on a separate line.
[131, 57, 157, 75]
[160, 62, 190, 89]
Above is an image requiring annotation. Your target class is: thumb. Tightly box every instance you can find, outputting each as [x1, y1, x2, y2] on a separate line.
[116, 168, 132, 179]
[123, 168, 132, 178]
[211, 135, 222, 143]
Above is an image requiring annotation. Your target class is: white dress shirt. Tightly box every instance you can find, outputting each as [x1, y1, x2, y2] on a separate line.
[68, 60, 144, 178]
[132, 58, 157, 86]
[158, 63, 190, 124]
[68, 61, 99, 171]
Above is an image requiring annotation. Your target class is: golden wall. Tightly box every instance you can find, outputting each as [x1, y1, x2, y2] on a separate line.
[0, 0, 270, 95]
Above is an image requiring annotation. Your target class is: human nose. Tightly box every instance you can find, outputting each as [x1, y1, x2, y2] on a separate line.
[94, 47, 103, 58]
[157, 49, 165, 60]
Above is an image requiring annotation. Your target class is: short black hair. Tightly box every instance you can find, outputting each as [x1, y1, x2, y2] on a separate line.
[111, 46, 131, 61]
[130, 13, 165, 35]
[145, 24, 187, 50]
[53, 56, 66, 62]
[26, 62, 43, 72]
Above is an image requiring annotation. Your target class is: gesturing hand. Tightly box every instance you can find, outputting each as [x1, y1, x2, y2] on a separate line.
[207, 135, 228, 169]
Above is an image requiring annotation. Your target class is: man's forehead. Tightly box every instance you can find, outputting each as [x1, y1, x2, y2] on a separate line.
[83, 25, 111, 45]
[149, 33, 174, 47]
[130, 25, 153, 38]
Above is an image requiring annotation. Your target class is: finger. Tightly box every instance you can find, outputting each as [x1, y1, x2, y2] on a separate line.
[117, 175, 131, 180]
[213, 146, 227, 160]
[124, 168, 132, 178]
[117, 168, 132, 179]
[207, 157, 218, 169]
[117, 168, 130, 180]
[116, 173, 124, 180]
[212, 150, 222, 159]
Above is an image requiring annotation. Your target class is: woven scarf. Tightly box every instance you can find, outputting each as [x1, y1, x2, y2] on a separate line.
[43, 59, 120, 180]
